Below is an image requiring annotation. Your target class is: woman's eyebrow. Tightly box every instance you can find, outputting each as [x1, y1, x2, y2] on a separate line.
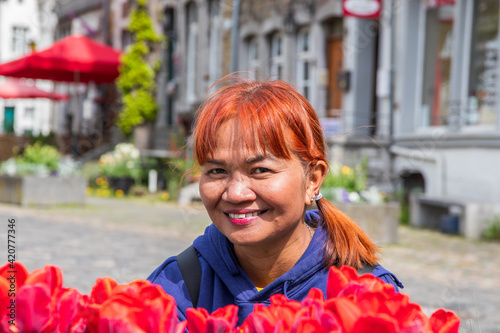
[206, 159, 224, 165]
[245, 155, 278, 164]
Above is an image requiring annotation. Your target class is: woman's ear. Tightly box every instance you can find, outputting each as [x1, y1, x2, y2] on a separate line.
[304, 161, 327, 205]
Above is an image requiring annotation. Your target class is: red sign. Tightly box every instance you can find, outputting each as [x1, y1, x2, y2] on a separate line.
[426, 0, 455, 8]
[343, 0, 382, 19]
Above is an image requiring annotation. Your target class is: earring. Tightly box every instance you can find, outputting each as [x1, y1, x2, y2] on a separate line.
[310, 196, 315, 202]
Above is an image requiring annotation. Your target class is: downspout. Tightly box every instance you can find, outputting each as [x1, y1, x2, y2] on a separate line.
[230, 0, 240, 73]
[101, 0, 110, 44]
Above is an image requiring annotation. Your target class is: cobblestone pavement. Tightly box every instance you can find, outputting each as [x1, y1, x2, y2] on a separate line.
[1, 196, 499, 332]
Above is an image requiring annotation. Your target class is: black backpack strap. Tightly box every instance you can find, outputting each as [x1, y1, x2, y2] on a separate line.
[357, 263, 379, 275]
[177, 245, 202, 308]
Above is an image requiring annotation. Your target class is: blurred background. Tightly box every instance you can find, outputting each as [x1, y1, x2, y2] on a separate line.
[0, 0, 499, 332]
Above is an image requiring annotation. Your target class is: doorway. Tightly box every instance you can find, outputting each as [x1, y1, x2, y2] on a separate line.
[328, 37, 344, 116]
[3, 107, 15, 134]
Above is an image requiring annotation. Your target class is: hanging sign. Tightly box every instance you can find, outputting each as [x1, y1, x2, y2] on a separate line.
[342, 0, 382, 19]
[426, 0, 455, 8]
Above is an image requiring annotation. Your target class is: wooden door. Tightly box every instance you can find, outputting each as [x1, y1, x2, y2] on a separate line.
[328, 37, 343, 116]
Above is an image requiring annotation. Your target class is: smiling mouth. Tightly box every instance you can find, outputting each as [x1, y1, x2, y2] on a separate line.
[226, 211, 266, 219]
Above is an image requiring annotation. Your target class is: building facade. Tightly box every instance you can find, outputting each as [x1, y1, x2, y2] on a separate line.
[392, 0, 500, 238]
[0, 0, 59, 137]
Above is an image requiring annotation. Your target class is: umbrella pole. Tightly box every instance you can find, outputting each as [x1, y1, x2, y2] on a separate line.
[71, 71, 81, 157]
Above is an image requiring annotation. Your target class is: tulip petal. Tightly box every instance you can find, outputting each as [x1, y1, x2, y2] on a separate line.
[352, 314, 399, 333]
[13, 284, 55, 332]
[25, 265, 63, 296]
[90, 277, 118, 305]
[186, 307, 210, 333]
[211, 304, 239, 329]
[0, 262, 29, 287]
[324, 297, 361, 332]
[430, 309, 460, 333]
[326, 267, 351, 299]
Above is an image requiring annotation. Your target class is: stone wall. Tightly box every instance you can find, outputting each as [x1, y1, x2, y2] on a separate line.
[0, 175, 86, 206]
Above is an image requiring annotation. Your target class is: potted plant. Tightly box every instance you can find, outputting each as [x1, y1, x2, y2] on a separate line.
[98, 143, 142, 195]
[321, 157, 399, 245]
[0, 143, 85, 205]
[116, 0, 162, 149]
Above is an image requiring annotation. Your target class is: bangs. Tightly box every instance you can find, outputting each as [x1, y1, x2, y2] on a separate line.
[192, 77, 324, 168]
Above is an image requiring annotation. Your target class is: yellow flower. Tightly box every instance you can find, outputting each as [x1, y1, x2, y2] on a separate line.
[86, 187, 93, 196]
[102, 189, 111, 197]
[161, 192, 169, 201]
[96, 177, 103, 186]
[101, 181, 109, 189]
[96, 189, 103, 197]
[342, 166, 351, 175]
[115, 189, 124, 198]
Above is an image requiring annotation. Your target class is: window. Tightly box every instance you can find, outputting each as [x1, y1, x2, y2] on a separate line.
[467, 0, 499, 126]
[269, 33, 283, 80]
[24, 107, 35, 119]
[56, 21, 72, 40]
[12, 26, 30, 55]
[208, 0, 221, 85]
[247, 37, 259, 79]
[297, 28, 313, 100]
[186, 2, 198, 102]
[420, 4, 454, 127]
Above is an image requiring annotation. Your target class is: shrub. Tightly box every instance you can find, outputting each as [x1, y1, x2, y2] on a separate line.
[482, 216, 500, 240]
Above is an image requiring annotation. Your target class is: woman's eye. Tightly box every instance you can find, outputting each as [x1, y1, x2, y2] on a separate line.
[253, 167, 271, 174]
[207, 168, 226, 175]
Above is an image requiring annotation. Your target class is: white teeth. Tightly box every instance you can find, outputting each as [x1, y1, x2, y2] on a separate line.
[228, 211, 261, 219]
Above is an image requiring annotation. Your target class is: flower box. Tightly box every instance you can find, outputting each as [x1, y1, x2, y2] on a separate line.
[332, 202, 399, 244]
[0, 175, 86, 206]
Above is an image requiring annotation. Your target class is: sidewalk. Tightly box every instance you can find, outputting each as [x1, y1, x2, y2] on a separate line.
[1, 196, 498, 332]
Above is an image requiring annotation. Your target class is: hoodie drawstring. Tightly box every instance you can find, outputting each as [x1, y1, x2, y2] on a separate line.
[283, 280, 291, 299]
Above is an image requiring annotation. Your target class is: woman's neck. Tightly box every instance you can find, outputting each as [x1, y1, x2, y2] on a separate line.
[234, 223, 313, 288]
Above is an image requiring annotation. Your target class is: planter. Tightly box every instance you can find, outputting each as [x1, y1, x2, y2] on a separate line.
[332, 202, 400, 244]
[0, 175, 86, 206]
[133, 121, 155, 150]
[108, 177, 135, 195]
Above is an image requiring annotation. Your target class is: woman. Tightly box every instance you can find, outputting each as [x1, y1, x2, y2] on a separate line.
[148, 76, 403, 324]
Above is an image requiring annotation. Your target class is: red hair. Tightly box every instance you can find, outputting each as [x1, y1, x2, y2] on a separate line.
[192, 75, 379, 269]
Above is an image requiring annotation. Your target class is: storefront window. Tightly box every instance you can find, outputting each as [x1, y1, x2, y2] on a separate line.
[467, 0, 499, 125]
[421, 3, 454, 127]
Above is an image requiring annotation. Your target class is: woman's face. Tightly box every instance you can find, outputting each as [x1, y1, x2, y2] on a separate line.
[199, 120, 315, 250]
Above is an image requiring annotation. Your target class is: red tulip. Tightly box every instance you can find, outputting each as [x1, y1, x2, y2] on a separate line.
[0, 262, 29, 322]
[88, 279, 177, 333]
[186, 304, 238, 333]
[2, 284, 54, 332]
[56, 287, 89, 333]
[429, 309, 460, 333]
[0, 263, 87, 333]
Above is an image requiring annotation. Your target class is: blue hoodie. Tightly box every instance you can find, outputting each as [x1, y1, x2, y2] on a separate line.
[148, 210, 403, 325]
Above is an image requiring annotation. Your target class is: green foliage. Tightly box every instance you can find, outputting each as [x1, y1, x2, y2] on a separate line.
[98, 143, 142, 181]
[482, 216, 500, 240]
[28, 131, 58, 147]
[322, 156, 368, 193]
[117, 0, 162, 135]
[0, 143, 64, 176]
[19, 142, 61, 171]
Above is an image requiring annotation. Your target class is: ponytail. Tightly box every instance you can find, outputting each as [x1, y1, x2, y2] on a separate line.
[316, 198, 380, 269]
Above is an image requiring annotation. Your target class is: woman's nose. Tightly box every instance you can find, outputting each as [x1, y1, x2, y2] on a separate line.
[222, 176, 256, 203]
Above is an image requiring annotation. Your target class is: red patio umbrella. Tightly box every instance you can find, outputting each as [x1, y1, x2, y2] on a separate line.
[0, 78, 68, 100]
[0, 35, 122, 83]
